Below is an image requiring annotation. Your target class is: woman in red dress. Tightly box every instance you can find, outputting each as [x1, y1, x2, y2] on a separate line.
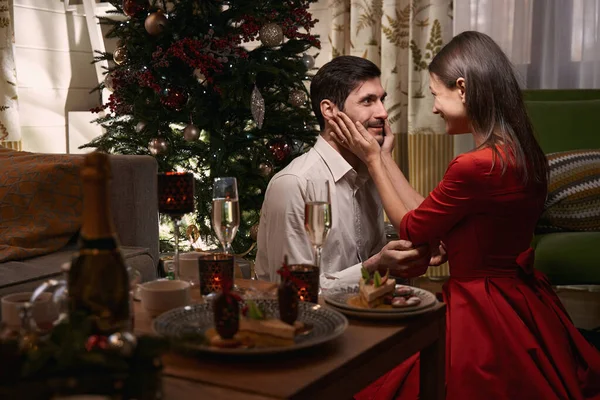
[328, 31, 600, 400]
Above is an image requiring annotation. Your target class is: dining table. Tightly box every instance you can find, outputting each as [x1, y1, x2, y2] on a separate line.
[134, 278, 446, 400]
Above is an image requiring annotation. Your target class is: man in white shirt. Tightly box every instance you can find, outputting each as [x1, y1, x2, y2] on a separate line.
[255, 56, 434, 288]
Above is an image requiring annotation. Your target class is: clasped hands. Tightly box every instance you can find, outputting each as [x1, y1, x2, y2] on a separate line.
[363, 239, 447, 279]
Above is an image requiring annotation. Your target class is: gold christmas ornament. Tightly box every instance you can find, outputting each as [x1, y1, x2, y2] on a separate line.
[193, 69, 207, 85]
[259, 23, 283, 47]
[113, 46, 128, 65]
[249, 224, 260, 241]
[145, 10, 167, 36]
[288, 90, 306, 107]
[148, 137, 169, 155]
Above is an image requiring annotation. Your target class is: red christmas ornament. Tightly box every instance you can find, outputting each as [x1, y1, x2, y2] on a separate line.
[268, 139, 291, 163]
[160, 87, 188, 111]
[122, 0, 147, 17]
[85, 335, 108, 352]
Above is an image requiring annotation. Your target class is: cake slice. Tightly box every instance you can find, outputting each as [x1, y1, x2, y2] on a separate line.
[359, 268, 395, 308]
[239, 318, 297, 340]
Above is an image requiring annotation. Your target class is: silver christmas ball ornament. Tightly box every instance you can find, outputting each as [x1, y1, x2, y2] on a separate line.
[104, 73, 115, 92]
[183, 124, 200, 141]
[148, 137, 168, 155]
[259, 23, 283, 47]
[288, 90, 307, 107]
[301, 53, 315, 69]
[113, 47, 128, 65]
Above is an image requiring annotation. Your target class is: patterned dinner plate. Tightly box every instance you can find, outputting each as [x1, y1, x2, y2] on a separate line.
[323, 285, 438, 316]
[152, 299, 348, 356]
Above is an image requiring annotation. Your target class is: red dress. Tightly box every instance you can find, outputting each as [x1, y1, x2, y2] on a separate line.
[356, 148, 600, 400]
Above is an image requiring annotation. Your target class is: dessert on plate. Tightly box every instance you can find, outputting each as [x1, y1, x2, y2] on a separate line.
[207, 256, 307, 349]
[359, 267, 396, 308]
[353, 267, 422, 309]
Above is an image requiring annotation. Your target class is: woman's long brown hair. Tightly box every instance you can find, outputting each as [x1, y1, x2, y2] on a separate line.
[429, 31, 548, 186]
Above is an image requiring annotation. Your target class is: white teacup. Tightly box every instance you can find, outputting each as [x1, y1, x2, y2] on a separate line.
[139, 279, 190, 317]
[172, 252, 202, 284]
[1, 292, 58, 330]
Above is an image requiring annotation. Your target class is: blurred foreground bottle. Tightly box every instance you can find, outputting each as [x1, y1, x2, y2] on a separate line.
[68, 152, 130, 334]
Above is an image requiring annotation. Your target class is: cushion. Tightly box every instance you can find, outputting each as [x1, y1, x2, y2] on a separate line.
[0, 147, 84, 262]
[536, 149, 600, 233]
[525, 100, 600, 154]
[532, 232, 600, 285]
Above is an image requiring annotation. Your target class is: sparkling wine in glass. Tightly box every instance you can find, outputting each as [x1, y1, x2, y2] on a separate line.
[212, 177, 240, 254]
[304, 179, 331, 268]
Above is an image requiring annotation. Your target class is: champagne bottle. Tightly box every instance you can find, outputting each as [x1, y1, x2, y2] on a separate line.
[68, 152, 130, 334]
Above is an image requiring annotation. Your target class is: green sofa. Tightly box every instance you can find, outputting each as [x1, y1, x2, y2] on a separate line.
[524, 89, 600, 285]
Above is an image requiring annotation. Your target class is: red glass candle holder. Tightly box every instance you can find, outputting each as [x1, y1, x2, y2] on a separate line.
[158, 172, 195, 217]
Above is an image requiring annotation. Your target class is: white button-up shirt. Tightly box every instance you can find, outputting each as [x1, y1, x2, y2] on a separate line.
[255, 136, 386, 289]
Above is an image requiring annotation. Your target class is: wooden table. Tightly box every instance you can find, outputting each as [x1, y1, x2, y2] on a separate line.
[135, 280, 446, 400]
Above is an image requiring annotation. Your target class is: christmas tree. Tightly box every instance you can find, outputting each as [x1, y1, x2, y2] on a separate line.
[86, 0, 321, 254]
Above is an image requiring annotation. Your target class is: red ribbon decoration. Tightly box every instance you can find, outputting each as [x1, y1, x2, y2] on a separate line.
[276, 256, 307, 288]
[219, 274, 242, 303]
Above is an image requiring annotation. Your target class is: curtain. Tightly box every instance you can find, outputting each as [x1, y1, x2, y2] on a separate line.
[328, 0, 453, 279]
[453, 0, 600, 155]
[0, 0, 20, 150]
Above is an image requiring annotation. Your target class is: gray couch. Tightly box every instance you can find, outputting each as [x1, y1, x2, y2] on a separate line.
[0, 154, 159, 298]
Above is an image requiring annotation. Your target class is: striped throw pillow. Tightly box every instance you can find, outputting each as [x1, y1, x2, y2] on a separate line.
[536, 149, 600, 233]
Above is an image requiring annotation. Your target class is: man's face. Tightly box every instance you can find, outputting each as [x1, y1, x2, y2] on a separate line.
[341, 77, 388, 145]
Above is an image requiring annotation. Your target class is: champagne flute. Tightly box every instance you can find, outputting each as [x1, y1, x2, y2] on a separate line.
[212, 177, 240, 254]
[304, 179, 331, 268]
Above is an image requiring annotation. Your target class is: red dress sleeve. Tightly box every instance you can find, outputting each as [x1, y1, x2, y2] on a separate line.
[399, 154, 478, 245]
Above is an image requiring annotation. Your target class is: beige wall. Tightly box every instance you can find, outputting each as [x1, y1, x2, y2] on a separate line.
[14, 0, 100, 153]
[14, 0, 330, 154]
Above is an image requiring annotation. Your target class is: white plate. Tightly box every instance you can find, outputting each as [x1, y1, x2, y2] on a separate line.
[325, 299, 440, 320]
[323, 285, 437, 314]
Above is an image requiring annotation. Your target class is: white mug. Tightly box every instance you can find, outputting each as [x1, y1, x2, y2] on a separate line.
[170, 252, 202, 285]
[1, 292, 58, 330]
[139, 279, 190, 317]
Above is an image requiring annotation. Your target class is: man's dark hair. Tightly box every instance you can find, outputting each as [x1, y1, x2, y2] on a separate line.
[310, 56, 381, 130]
